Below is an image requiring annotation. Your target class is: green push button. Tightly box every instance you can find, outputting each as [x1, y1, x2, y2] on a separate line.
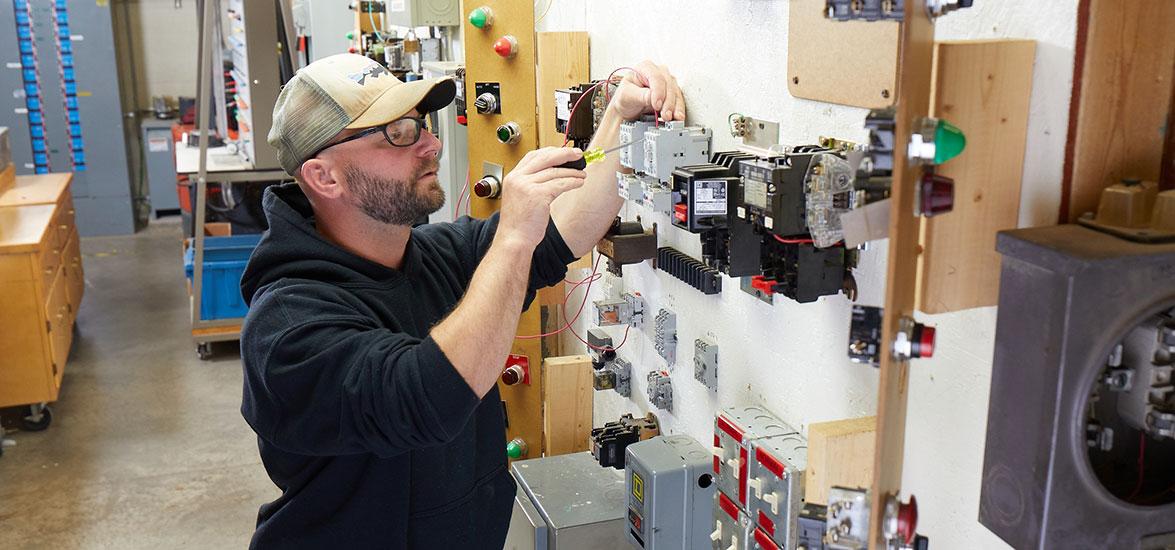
[506, 438, 526, 459]
[469, 7, 492, 29]
[934, 119, 966, 165]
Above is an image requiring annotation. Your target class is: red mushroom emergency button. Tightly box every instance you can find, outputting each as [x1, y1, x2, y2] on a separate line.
[493, 35, 518, 58]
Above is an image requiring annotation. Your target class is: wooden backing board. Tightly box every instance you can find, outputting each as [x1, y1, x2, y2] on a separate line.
[787, 0, 900, 109]
[870, 0, 937, 546]
[1061, 0, 1175, 222]
[541, 355, 594, 456]
[915, 40, 1036, 314]
[805, 417, 877, 506]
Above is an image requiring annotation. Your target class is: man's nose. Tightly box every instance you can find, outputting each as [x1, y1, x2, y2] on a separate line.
[417, 128, 442, 158]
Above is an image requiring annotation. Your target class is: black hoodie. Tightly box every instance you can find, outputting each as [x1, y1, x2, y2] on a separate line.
[239, 183, 575, 549]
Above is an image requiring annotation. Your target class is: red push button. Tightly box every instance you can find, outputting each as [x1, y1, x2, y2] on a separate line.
[493, 35, 518, 58]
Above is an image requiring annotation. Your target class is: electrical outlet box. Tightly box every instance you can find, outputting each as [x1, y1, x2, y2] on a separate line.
[694, 338, 719, 392]
[653, 308, 677, 365]
[647, 370, 673, 412]
[714, 491, 754, 550]
[624, 435, 715, 549]
[747, 433, 808, 549]
[714, 406, 801, 511]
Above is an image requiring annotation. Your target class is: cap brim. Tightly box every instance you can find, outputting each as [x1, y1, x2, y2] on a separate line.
[346, 76, 456, 130]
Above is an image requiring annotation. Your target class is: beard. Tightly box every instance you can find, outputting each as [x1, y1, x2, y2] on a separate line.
[342, 159, 444, 225]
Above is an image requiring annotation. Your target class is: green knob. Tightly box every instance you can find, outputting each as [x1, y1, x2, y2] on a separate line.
[506, 438, 526, 459]
[469, 6, 491, 29]
[934, 119, 966, 165]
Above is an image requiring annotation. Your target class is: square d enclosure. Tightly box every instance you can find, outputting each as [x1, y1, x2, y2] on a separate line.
[507, 452, 628, 549]
[980, 224, 1175, 549]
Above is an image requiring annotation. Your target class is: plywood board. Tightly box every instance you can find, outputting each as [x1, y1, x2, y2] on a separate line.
[805, 417, 876, 506]
[542, 355, 594, 456]
[1061, 0, 1175, 221]
[915, 40, 1036, 314]
[787, 0, 900, 109]
[871, 0, 937, 546]
[536, 32, 590, 149]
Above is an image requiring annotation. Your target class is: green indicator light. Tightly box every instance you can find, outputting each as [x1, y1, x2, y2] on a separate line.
[934, 119, 966, 165]
[497, 126, 512, 142]
[346, 31, 355, 40]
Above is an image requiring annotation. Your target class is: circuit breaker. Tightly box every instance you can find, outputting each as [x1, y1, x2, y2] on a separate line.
[694, 338, 719, 392]
[624, 435, 715, 549]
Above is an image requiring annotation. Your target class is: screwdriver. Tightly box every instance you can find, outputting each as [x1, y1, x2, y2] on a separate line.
[555, 138, 645, 170]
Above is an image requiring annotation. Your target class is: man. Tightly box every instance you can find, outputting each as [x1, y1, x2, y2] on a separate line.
[239, 53, 685, 548]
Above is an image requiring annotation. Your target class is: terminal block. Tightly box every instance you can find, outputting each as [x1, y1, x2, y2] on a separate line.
[826, 487, 870, 549]
[594, 292, 646, 329]
[693, 338, 719, 392]
[653, 308, 677, 365]
[598, 218, 658, 275]
[670, 164, 738, 233]
[591, 412, 660, 469]
[643, 122, 712, 181]
[647, 370, 673, 412]
[656, 247, 723, 295]
[620, 116, 657, 171]
[624, 435, 715, 549]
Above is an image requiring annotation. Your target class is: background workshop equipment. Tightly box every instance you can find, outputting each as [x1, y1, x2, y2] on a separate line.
[1, 1, 1174, 549]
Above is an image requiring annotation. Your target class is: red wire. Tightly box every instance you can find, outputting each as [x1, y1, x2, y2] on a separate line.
[773, 234, 815, 244]
[454, 171, 469, 219]
[517, 253, 603, 339]
[561, 67, 661, 147]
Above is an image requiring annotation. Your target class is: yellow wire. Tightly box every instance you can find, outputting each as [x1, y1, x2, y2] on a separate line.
[535, 0, 556, 25]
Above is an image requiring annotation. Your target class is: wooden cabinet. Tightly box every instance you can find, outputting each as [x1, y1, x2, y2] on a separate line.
[0, 174, 82, 409]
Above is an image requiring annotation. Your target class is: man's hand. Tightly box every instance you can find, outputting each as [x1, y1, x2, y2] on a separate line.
[498, 147, 587, 249]
[609, 60, 686, 122]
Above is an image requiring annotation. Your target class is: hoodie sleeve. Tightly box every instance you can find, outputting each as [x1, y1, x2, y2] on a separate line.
[443, 213, 578, 308]
[240, 284, 480, 458]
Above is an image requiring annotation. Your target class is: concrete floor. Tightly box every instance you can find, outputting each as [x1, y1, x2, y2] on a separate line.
[0, 219, 278, 548]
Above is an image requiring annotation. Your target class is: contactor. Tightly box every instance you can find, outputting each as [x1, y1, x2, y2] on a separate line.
[591, 412, 660, 469]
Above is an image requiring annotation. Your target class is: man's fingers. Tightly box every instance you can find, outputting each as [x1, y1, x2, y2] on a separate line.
[672, 84, 686, 121]
[542, 176, 587, 196]
[639, 65, 668, 113]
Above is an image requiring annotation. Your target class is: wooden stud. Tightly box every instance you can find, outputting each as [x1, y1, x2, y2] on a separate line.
[871, 0, 937, 546]
[1061, 0, 1175, 222]
[541, 355, 594, 456]
[915, 40, 1036, 313]
[805, 417, 877, 506]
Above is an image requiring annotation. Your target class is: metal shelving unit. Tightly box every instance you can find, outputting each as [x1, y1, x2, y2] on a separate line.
[183, 0, 287, 358]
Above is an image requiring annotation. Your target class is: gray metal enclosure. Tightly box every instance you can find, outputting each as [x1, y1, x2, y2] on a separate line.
[981, 224, 1175, 549]
[1, 0, 133, 235]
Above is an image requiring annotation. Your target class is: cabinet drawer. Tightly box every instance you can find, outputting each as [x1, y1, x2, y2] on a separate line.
[54, 195, 74, 248]
[36, 234, 61, 292]
[44, 268, 71, 391]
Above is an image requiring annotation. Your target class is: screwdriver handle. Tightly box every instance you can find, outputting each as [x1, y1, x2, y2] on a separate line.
[556, 157, 588, 170]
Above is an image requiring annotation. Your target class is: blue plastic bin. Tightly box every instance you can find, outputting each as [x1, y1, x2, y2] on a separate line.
[184, 234, 262, 320]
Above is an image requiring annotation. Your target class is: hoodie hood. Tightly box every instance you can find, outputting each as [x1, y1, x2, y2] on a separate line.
[240, 183, 411, 305]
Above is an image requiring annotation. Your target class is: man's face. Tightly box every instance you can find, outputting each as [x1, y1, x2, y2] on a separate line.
[325, 112, 445, 225]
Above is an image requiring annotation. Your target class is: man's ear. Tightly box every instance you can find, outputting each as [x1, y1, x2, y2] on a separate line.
[299, 158, 345, 200]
